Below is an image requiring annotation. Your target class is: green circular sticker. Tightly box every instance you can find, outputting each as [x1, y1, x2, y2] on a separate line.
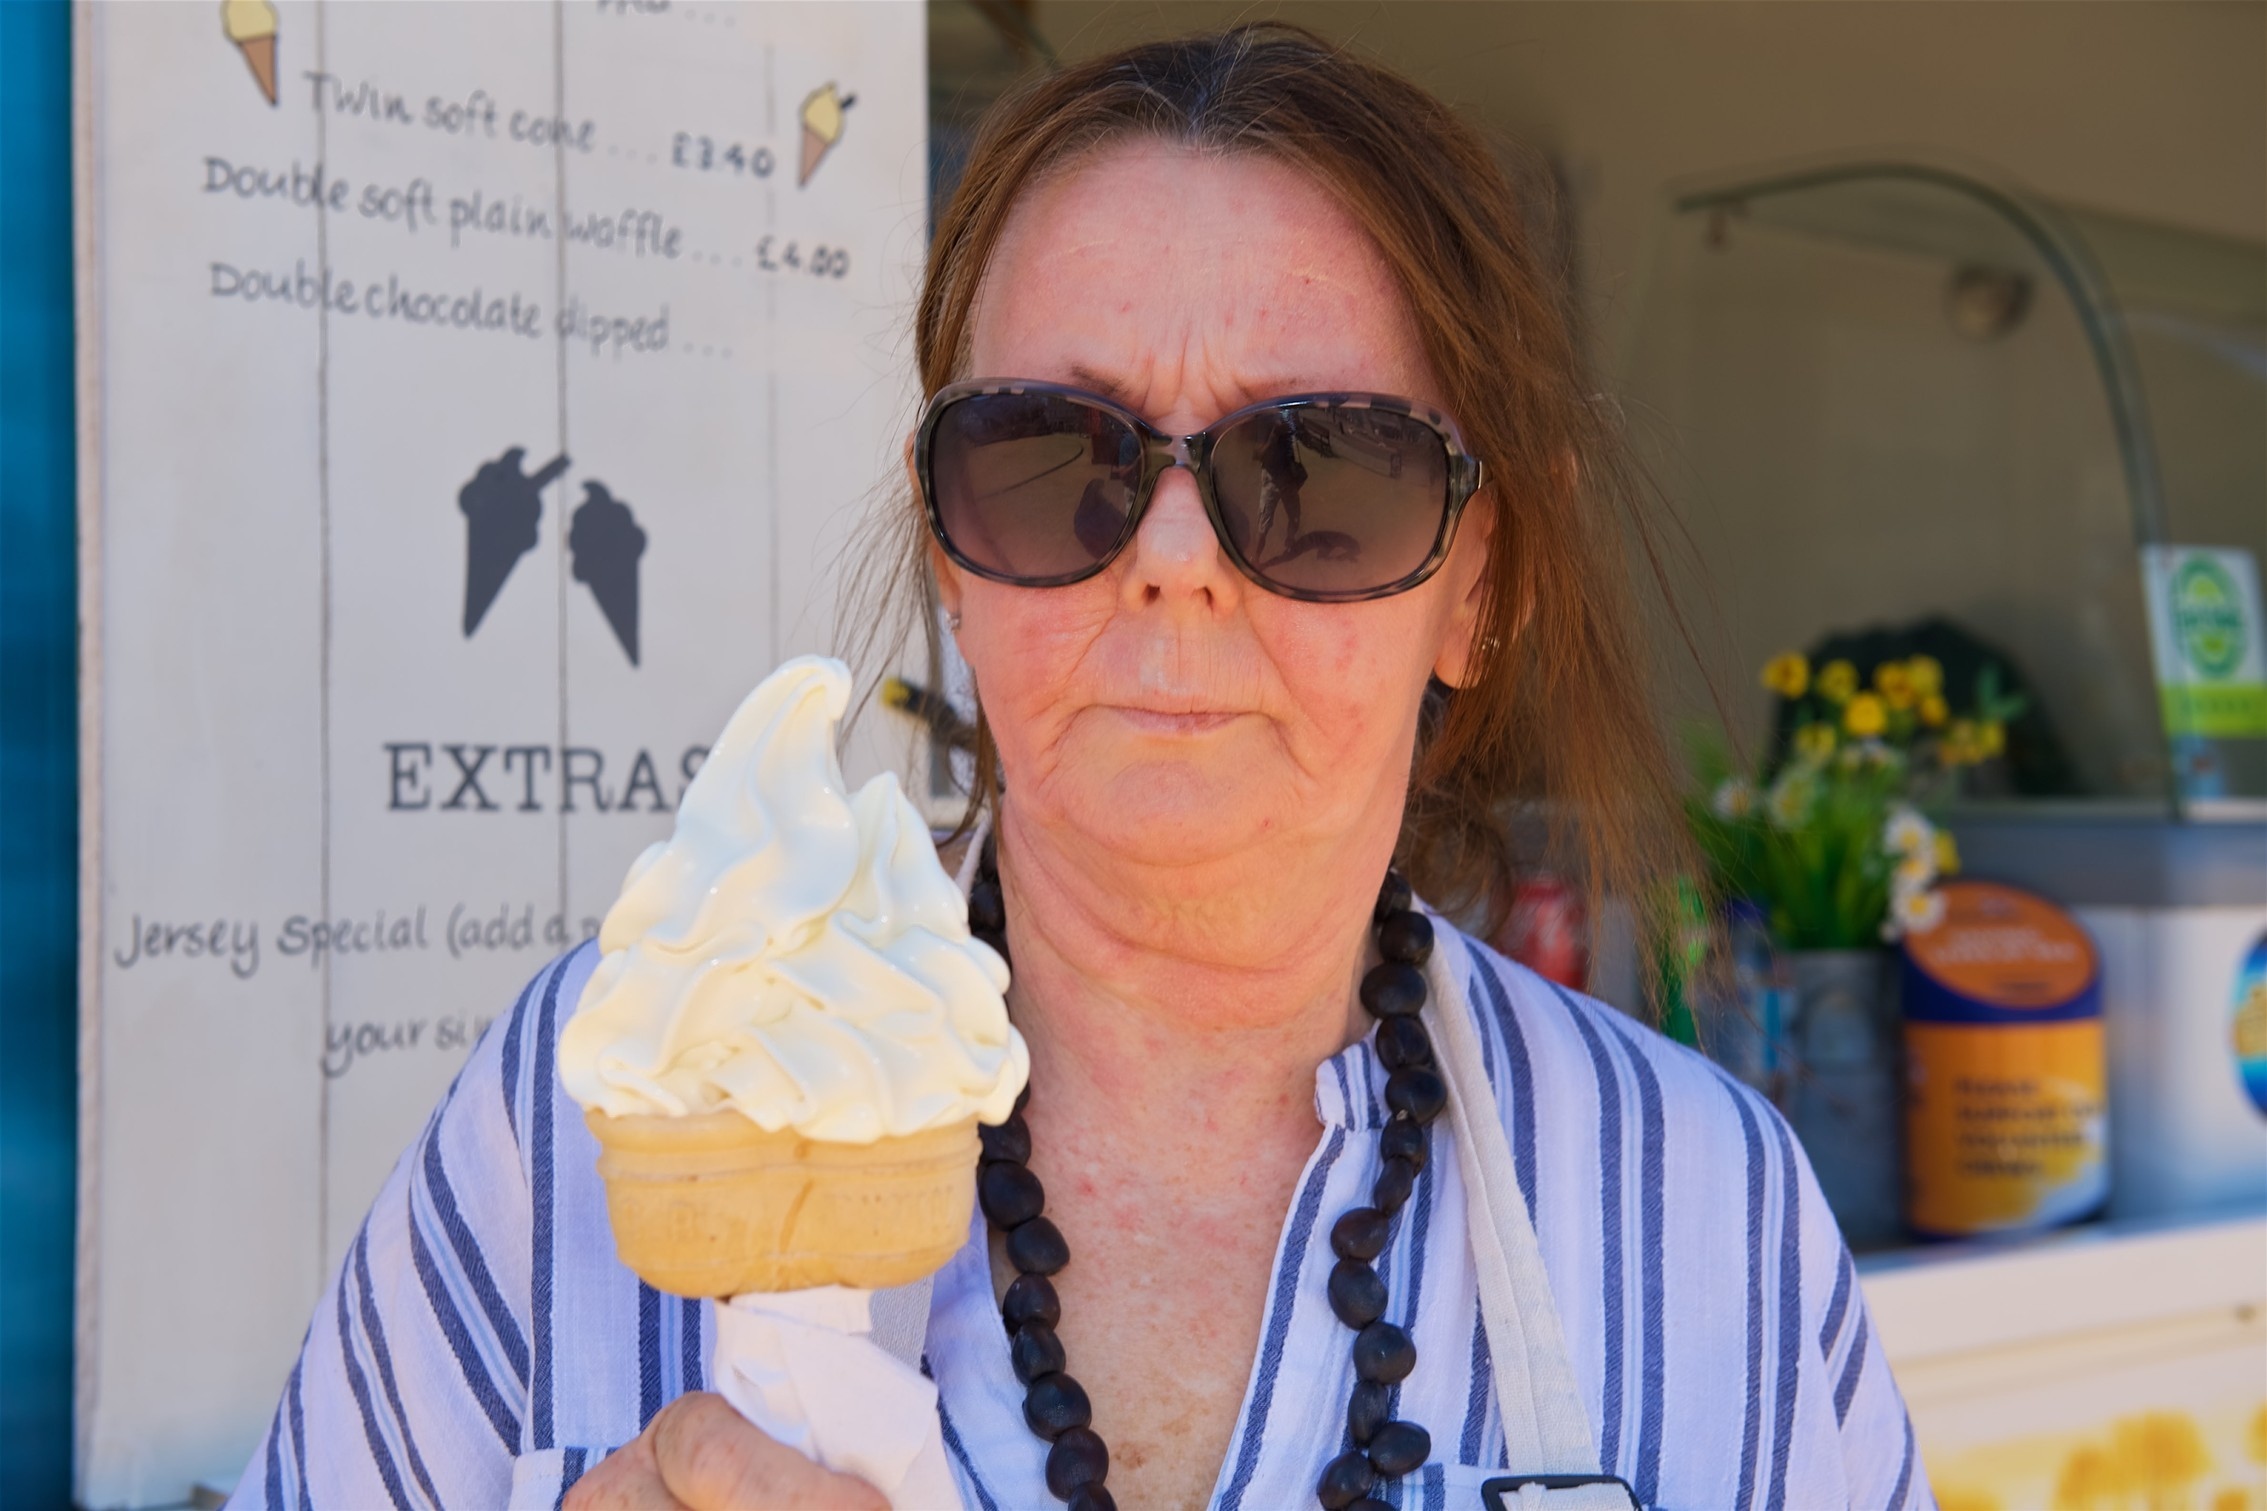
[2172, 557, 2247, 679]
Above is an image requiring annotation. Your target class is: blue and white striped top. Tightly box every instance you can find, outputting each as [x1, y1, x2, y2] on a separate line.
[227, 923, 1930, 1511]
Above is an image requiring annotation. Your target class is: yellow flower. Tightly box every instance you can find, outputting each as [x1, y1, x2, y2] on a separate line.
[1843, 693, 1887, 738]
[1761, 653, 1810, 699]
[1981, 719, 2006, 758]
[1934, 830, 1960, 876]
[1794, 723, 1837, 764]
[1944, 719, 1981, 765]
[1920, 694, 1949, 728]
[1818, 660, 1858, 703]
[1874, 661, 1916, 710]
[1908, 656, 1944, 697]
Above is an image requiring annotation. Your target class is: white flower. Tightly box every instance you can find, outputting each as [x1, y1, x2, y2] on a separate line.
[1712, 778, 1756, 820]
[1766, 771, 1815, 830]
[1883, 806, 1932, 857]
[1887, 886, 1947, 938]
[1892, 852, 1936, 894]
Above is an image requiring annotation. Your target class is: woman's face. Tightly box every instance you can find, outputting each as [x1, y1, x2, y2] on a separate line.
[934, 139, 1494, 872]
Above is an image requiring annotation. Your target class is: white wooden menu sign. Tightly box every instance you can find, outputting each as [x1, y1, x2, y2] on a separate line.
[73, 4, 926, 1503]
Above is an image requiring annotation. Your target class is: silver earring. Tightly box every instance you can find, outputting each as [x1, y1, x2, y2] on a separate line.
[946, 611, 963, 632]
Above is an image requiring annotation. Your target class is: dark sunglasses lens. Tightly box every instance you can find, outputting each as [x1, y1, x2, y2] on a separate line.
[1211, 405, 1453, 596]
[928, 392, 1142, 582]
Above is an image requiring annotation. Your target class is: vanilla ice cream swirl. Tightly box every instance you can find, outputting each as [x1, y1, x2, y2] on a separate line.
[560, 657, 1026, 1141]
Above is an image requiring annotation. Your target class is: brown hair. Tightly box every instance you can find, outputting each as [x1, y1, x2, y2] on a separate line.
[857, 23, 1695, 962]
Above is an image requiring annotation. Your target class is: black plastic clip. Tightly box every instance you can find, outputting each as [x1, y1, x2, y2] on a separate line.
[1480, 1472, 1643, 1509]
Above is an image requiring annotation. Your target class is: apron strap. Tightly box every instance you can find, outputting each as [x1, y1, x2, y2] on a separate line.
[1424, 929, 1603, 1476]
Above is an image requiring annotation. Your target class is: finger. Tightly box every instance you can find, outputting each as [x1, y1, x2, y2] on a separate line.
[560, 1428, 684, 1511]
[652, 1393, 891, 1511]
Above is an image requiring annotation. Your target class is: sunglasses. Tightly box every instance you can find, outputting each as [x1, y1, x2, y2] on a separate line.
[915, 381, 1486, 603]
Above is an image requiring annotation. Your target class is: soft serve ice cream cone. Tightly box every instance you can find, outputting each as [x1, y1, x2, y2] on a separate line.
[560, 655, 1026, 1297]
[222, 0, 280, 106]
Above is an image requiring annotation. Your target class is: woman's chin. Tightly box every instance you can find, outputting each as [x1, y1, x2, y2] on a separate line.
[1030, 740, 1303, 866]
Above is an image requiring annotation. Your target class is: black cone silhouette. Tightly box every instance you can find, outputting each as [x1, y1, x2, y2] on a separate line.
[570, 481, 647, 665]
[460, 447, 569, 636]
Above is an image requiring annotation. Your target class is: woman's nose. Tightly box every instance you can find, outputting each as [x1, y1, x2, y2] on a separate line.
[1122, 463, 1241, 611]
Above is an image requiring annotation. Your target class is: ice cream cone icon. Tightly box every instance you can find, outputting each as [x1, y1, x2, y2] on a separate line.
[222, 0, 280, 106]
[797, 83, 854, 187]
[570, 481, 648, 666]
[460, 447, 569, 638]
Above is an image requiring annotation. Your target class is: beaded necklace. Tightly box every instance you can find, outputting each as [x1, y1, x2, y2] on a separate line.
[965, 837, 1443, 1511]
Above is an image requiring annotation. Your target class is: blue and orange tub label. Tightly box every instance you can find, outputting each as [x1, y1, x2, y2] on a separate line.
[1902, 880, 2107, 1236]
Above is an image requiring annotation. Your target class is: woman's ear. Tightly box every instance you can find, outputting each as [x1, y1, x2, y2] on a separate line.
[1431, 494, 1501, 689]
[907, 432, 967, 624]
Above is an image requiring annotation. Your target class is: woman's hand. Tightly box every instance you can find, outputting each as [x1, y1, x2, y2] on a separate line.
[564, 1392, 889, 1511]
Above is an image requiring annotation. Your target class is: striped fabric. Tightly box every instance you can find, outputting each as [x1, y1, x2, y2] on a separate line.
[228, 920, 1930, 1511]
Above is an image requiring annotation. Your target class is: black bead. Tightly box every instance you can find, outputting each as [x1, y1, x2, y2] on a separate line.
[1374, 871, 1413, 923]
[1372, 1156, 1416, 1216]
[1002, 1272, 1061, 1331]
[1379, 1116, 1428, 1173]
[1374, 1014, 1433, 1072]
[979, 1111, 1032, 1166]
[1006, 1216, 1069, 1276]
[1014, 1081, 1030, 1115]
[1359, 962, 1427, 1018]
[1347, 1379, 1391, 1446]
[1022, 1372, 1092, 1439]
[1377, 910, 1434, 966]
[968, 876, 1005, 935]
[1317, 1449, 1377, 1509]
[1367, 1420, 1432, 1478]
[1327, 1258, 1388, 1328]
[1348, 1500, 1395, 1511]
[1330, 1207, 1391, 1262]
[1046, 1426, 1109, 1497]
[980, 1160, 1046, 1228]
[1010, 1322, 1066, 1384]
[1067, 1485, 1118, 1511]
[1353, 1321, 1417, 1384]
[1385, 1066, 1447, 1124]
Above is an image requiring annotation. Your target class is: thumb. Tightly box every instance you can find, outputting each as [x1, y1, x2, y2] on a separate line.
[652, 1393, 892, 1511]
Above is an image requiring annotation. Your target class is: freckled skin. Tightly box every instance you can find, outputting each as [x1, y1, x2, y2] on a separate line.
[927, 141, 1495, 1511]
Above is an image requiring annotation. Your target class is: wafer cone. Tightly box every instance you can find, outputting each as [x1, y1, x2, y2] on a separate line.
[799, 126, 829, 187]
[586, 1109, 978, 1296]
[236, 35, 278, 106]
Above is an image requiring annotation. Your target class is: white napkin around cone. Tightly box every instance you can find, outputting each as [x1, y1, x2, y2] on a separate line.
[713, 1287, 962, 1510]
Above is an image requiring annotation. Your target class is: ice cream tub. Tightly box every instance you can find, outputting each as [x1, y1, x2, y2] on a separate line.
[1902, 880, 2108, 1237]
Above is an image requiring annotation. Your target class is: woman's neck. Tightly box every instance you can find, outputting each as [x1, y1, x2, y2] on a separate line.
[992, 807, 1385, 1168]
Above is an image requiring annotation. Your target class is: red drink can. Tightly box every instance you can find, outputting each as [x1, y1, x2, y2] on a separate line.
[1494, 874, 1589, 993]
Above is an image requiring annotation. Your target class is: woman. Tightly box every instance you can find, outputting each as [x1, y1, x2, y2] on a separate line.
[233, 27, 1926, 1511]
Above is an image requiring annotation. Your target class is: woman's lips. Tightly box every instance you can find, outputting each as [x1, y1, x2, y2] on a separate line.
[1100, 705, 1245, 735]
